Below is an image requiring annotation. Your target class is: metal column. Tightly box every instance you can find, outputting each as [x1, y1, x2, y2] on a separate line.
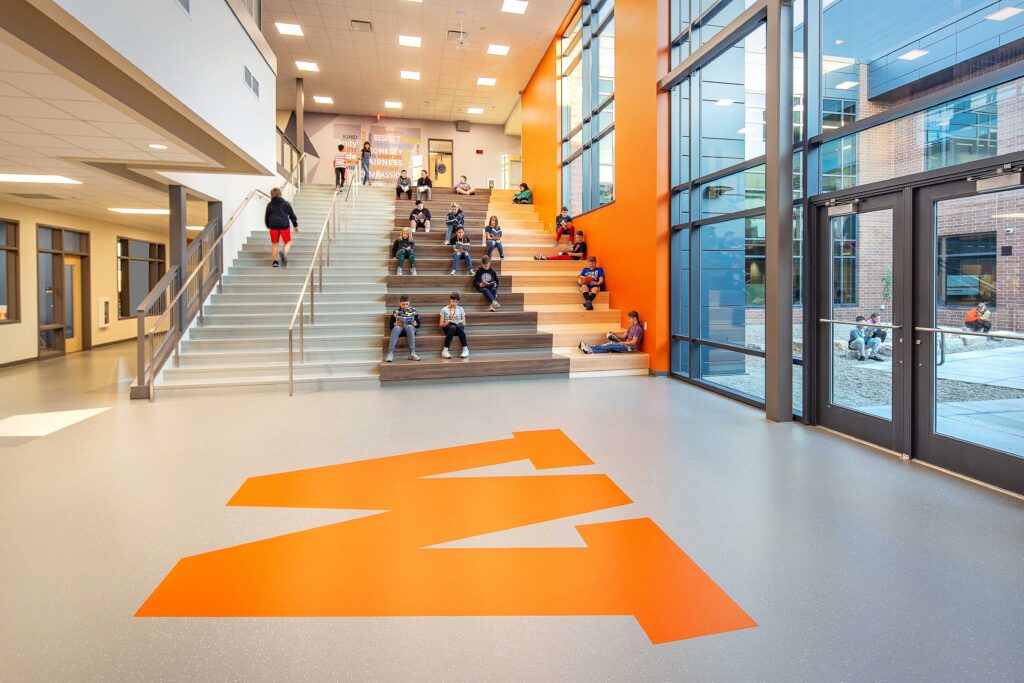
[168, 184, 187, 333]
[764, 0, 795, 422]
[295, 77, 305, 183]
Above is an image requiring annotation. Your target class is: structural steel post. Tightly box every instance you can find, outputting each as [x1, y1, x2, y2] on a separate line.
[168, 184, 187, 332]
[765, 0, 794, 422]
[295, 77, 305, 183]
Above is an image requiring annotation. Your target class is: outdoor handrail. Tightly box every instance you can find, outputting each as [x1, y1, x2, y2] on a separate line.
[914, 326, 1024, 342]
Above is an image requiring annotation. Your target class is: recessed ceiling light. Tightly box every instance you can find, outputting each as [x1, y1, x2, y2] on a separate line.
[186, 225, 205, 231]
[275, 22, 304, 36]
[399, 35, 421, 47]
[487, 44, 511, 56]
[313, 95, 334, 104]
[0, 174, 81, 184]
[477, 77, 496, 86]
[501, 0, 529, 14]
[401, 70, 420, 80]
[714, 98, 735, 106]
[109, 208, 170, 215]
[385, 101, 403, 109]
[467, 107, 485, 114]
[296, 61, 319, 72]
[835, 80, 859, 90]
[148, 143, 168, 150]
[986, 7, 1024, 21]
[897, 48, 929, 61]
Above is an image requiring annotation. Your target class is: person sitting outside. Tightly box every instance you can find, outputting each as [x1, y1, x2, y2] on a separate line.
[334, 144, 347, 189]
[473, 255, 501, 312]
[391, 227, 416, 276]
[416, 170, 433, 201]
[445, 202, 465, 243]
[512, 182, 533, 204]
[554, 207, 573, 245]
[965, 302, 992, 333]
[385, 294, 421, 362]
[396, 170, 413, 200]
[866, 312, 887, 343]
[455, 175, 475, 195]
[440, 291, 469, 359]
[264, 187, 299, 268]
[578, 256, 605, 310]
[849, 316, 884, 362]
[449, 226, 474, 275]
[580, 311, 644, 354]
[535, 230, 586, 260]
[484, 215, 504, 259]
[409, 200, 431, 233]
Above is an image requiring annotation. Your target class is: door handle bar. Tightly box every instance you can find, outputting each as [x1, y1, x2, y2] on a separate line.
[819, 318, 903, 330]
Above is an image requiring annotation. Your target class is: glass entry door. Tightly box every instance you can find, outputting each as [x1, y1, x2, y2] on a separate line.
[913, 180, 1024, 495]
[815, 192, 909, 452]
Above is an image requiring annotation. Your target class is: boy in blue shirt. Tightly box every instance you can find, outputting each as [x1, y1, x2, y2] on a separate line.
[578, 256, 605, 311]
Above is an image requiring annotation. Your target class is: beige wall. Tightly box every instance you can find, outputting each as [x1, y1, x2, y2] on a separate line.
[0, 200, 167, 366]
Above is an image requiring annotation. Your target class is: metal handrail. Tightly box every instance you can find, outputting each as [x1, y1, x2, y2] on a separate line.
[915, 326, 1024, 342]
[288, 185, 344, 395]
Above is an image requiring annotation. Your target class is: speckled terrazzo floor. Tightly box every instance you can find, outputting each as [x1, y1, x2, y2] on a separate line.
[0, 343, 1022, 682]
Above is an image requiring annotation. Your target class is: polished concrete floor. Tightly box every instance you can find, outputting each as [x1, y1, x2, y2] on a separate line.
[1, 343, 1022, 682]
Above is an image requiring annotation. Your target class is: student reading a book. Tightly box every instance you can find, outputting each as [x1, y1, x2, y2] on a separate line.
[439, 292, 469, 359]
[385, 294, 421, 362]
[578, 256, 605, 311]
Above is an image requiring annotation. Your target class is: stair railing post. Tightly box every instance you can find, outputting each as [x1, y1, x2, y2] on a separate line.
[288, 327, 294, 396]
[309, 271, 315, 325]
[148, 328, 156, 402]
[299, 298, 305, 362]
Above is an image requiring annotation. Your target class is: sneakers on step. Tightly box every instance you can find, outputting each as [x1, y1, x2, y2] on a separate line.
[450, 270, 456, 276]
[460, 347, 469, 358]
[409, 353, 421, 361]
[272, 260, 279, 268]
[492, 301, 501, 310]
[411, 268, 418, 275]
[385, 352, 394, 363]
[397, 267, 403, 276]
[488, 303, 496, 312]
[442, 348, 452, 359]
[581, 342, 592, 354]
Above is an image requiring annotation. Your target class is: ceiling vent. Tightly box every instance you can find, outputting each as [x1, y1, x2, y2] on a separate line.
[351, 20, 373, 32]
[8, 193, 62, 200]
[455, 120, 471, 133]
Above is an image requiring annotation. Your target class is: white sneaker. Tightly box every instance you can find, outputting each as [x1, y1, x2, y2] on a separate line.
[450, 270, 456, 275]
[442, 348, 452, 359]
[385, 352, 394, 362]
[492, 301, 501, 310]
[409, 353, 421, 361]
[411, 268, 417, 275]
[460, 347, 469, 358]
[397, 267, 403, 276]
[488, 303, 496, 312]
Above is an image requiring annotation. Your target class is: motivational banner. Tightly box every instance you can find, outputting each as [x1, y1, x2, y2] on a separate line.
[331, 123, 422, 184]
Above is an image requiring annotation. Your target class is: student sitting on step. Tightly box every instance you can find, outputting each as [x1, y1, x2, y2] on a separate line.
[849, 316, 884, 362]
[445, 202, 465, 243]
[391, 227, 417, 276]
[409, 200, 431, 233]
[580, 310, 644, 354]
[396, 170, 413, 200]
[449, 226, 474, 275]
[455, 175, 475, 195]
[440, 291, 469, 359]
[535, 230, 586, 260]
[473, 255, 501, 312]
[512, 182, 533, 204]
[417, 170, 433, 201]
[578, 256, 605, 311]
[485, 215, 504, 259]
[386, 294, 421, 362]
[554, 207, 573, 245]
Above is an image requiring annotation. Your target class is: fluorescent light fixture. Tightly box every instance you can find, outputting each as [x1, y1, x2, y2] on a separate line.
[835, 80, 859, 90]
[275, 22, 304, 36]
[986, 7, 1024, 21]
[477, 77, 496, 86]
[186, 225, 205, 231]
[295, 61, 319, 72]
[109, 208, 170, 215]
[401, 70, 420, 80]
[148, 143, 168, 150]
[502, 0, 529, 13]
[992, 212, 1024, 218]
[0, 174, 81, 184]
[399, 35, 421, 47]
[385, 101, 403, 109]
[467, 107, 484, 114]
[313, 95, 334, 104]
[897, 48, 929, 61]
[487, 44, 511, 56]
[714, 98, 735, 106]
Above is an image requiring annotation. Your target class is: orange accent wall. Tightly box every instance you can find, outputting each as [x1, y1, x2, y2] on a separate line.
[520, 0, 672, 372]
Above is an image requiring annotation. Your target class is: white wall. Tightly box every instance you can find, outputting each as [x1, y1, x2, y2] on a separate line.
[283, 111, 521, 189]
[56, 0, 276, 172]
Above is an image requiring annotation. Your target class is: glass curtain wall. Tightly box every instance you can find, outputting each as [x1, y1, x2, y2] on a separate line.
[560, 0, 615, 216]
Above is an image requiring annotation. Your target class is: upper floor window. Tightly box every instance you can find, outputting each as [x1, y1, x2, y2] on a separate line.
[0, 220, 18, 323]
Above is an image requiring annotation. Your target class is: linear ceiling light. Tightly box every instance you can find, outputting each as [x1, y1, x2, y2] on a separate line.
[897, 48, 929, 61]
[313, 96, 334, 104]
[502, 0, 529, 14]
[835, 80, 859, 90]
[275, 23, 304, 36]
[399, 35, 421, 47]
[401, 70, 420, 80]
[477, 77, 496, 86]
[986, 7, 1024, 21]
[186, 226, 206, 231]
[487, 44, 511, 56]
[0, 174, 81, 184]
[295, 61, 319, 72]
[148, 143, 168, 150]
[109, 208, 170, 215]
[467, 107, 484, 114]
[714, 98, 735, 106]
[385, 101, 403, 109]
